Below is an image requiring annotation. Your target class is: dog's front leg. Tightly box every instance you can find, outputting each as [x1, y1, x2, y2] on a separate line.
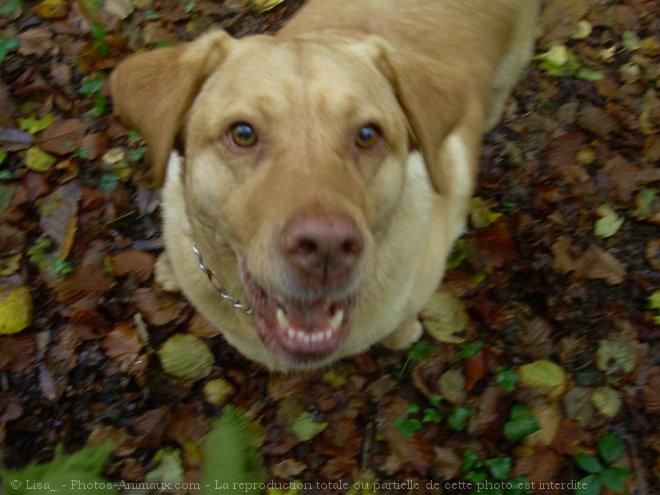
[381, 318, 423, 350]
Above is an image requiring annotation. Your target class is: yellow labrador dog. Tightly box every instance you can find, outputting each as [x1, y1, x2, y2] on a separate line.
[111, 0, 539, 371]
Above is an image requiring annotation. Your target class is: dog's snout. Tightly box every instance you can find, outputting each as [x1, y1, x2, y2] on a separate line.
[280, 212, 363, 285]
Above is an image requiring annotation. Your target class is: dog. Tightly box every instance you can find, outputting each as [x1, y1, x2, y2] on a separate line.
[110, 0, 539, 371]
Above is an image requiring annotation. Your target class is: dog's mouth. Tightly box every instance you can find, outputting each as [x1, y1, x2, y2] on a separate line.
[243, 271, 352, 362]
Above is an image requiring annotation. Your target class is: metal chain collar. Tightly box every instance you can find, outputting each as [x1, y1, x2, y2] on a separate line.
[191, 243, 254, 316]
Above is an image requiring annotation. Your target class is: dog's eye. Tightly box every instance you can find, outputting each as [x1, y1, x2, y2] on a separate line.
[229, 123, 257, 147]
[355, 124, 381, 149]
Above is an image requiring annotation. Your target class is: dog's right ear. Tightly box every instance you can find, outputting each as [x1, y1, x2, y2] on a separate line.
[111, 30, 232, 186]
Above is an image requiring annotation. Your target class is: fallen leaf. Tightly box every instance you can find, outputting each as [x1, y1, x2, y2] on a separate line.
[103, 322, 142, 366]
[420, 290, 469, 343]
[111, 249, 154, 283]
[18, 114, 54, 134]
[519, 360, 566, 398]
[591, 386, 621, 417]
[0, 392, 24, 422]
[467, 385, 505, 437]
[291, 411, 328, 442]
[203, 378, 235, 406]
[17, 27, 55, 57]
[38, 364, 58, 401]
[470, 197, 503, 229]
[640, 369, 660, 415]
[134, 287, 185, 326]
[25, 146, 56, 171]
[271, 458, 307, 479]
[250, 0, 285, 13]
[433, 447, 461, 479]
[38, 181, 81, 259]
[437, 368, 466, 404]
[512, 447, 562, 485]
[596, 336, 636, 375]
[32, 0, 69, 19]
[578, 245, 626, 284]
[87, 425, 137, 456]
[465, 351, 487, 391]
[0, 286, 32, 335]
[594, 204, 624, 238]
[0, 335, 36, 372]
[54, 260, 113, 311]
[524, 399, 561, 447]
[37, 119, 86, 155]
[539, 0, 589, 45]
[134, 407, 170, 449]
[158, 334, 214, 382]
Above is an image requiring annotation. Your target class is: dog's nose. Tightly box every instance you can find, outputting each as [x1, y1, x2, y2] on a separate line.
[280, 212, 363, 285]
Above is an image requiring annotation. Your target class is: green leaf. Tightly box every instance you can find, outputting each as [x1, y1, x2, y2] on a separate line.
[18, 114, 55, 134]
[576, 474, 601, 495]
[422, 408, 442, 423]
[447, 405, 471, 431]
[0, 151, 7, 165]
[597, 433, 625, 464]
[0, 170, 13, 181]
[504, 404, 540, 443]
[576, 67, 604, 82]
[600, 466, 631, 493]
[635, 188, 657, 218]
[621, 31, 641, 52]
[87, 91, 106, 117]
[460, 449, 481, 472]
[0, 36, 19, 64]
[1, 0, 22, 15]
[408, 341, 437, 363]
[393, 417, 422, 437]
[508, 475, 533, 495]
[496, 367, 518, 392]
[25, 147, 56, 172]
[465, 470, 487, 484]
[90, 21, 109, 58]
[201, 406, 267, 495]
[457, 340, 483, 359]
[594, 204, 624, 238]
[145, 448, 184, 486]
[79, 73, 105, 95]
[291, 411, 328, 442]
[99, 172, 118, 192]
[429, 394, 443, 407]
[406, 403, 421, 415]
[574, 453, 604, 474]
[48, 258, 74, 276]
[484, 456, 511, 480]
[1, 442, 116, 495]
[82, 0, 104, 10]
[145, 9, 160, 20]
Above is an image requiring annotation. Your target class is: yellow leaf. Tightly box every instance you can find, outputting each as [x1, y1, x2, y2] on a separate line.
[470, 197, 503, 229]
[591, 386, 621, 418]
[596, 337, 636, 375]
[25, 146, 56, 172]
[0, 253, 22, 276]
[594, 204, 624, 238]
[32, 0, 69, 19]
[250, 0, 285, 13]
[0, 286, 32, 335]
[421, 290, 469, 344]
[524, 399, 560, 446]
[18, 114, 55, 134]
[519, 360, 566, 398]
[158, 334, 214, 382]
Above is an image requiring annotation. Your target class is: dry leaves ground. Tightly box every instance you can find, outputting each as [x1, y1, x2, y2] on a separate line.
[0, 1, 658, 494]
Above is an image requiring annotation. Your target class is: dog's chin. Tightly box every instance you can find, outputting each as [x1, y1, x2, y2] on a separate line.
[242, 271, 354, 364]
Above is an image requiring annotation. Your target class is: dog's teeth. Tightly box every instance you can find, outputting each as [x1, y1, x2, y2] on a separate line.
[324, 329, 333, 341]
[329, 309, 344, 330]
[287, 328, 295, 340]
[311, 333, 320, 343]
[276, 307, 289, 329]
[296, 330, 305, 342]
[303, 333, 310, 344]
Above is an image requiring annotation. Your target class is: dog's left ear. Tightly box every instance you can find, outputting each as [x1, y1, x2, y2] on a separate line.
[349, 36, 467, 196]
[111, 30, 233, 186]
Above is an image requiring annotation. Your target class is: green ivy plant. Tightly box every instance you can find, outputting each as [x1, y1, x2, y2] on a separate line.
[574, 433, 631, 495]
[460, 449, 532, 495]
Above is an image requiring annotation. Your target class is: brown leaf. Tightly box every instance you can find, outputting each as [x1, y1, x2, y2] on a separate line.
[520, 318, 554, 358]
[578, 105, 618, 138]
[54, 261, 113, 311]
[377, 397, 434, 475]
[168, 405, 211, 448]
[134, 287, 186, 326]
[188, 312, 221, 338]
[0, 392, 24, 422]
[465, 351, 487, 391]
[38, 119, 86, 155]
[600, 154, 639, 203]
[539, 0, 589, 45]
[103, 322, 142, 365]
[552, 420, 590, 456]
[314, 418, 361, 458]
[641, 368, 660, 415]
[468, 385, 505, 437]
[18, 27, 55, 57]
[271, 458, 307, 479]
[38, 181, 81, 259]
[513, 447, 562, 485]
[645, 239, 660, 271]
[134, 407, 170, 449]
[563, 387, 596, 427]
[319, 457, 358, 481]
[472, 224, 518, 268]
[81, 133, 109, 161]
[87, 425, 136, 456]
[112, 249, 154, 283]
[578, 245, 626, 284]
[433, 447, 461, 479]
[525, 399, 561, 447]
[0, 335, 36, 372]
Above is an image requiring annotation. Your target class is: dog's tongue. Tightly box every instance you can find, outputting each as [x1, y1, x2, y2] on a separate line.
[283, 300, 329, 330]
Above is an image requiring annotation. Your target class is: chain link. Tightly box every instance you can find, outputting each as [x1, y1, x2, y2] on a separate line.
[191, 244, 254, 315]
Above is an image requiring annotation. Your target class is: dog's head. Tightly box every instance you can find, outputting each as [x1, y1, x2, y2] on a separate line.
[111, 30, 462, 366]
